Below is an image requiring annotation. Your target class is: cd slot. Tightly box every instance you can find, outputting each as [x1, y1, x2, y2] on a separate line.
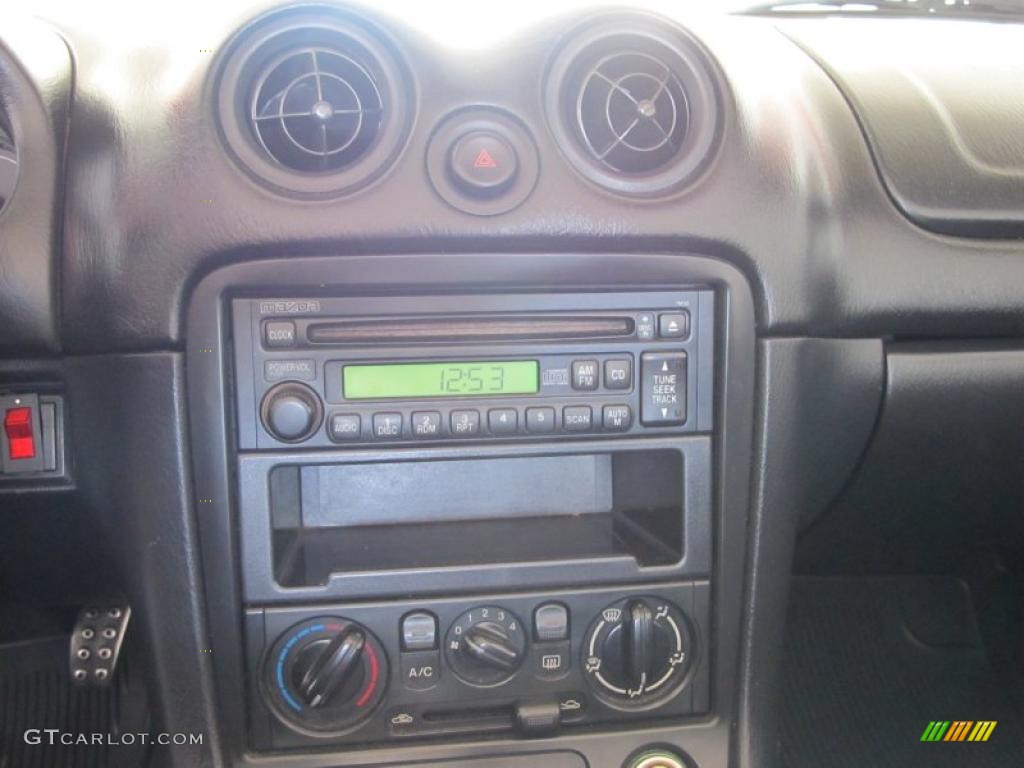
[305, 315, 634, 345]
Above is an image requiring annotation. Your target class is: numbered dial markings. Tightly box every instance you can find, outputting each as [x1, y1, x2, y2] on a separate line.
[445, 606, 527, 687]
[582, 597, 692, 709]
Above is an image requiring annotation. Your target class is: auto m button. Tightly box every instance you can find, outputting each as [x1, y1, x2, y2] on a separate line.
[640, 351, 687, 426]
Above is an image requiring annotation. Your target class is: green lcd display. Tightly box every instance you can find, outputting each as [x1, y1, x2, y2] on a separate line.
[343, 361, 540, 400]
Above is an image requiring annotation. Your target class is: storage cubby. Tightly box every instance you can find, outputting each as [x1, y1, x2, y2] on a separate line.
[267, 449, 684, 588]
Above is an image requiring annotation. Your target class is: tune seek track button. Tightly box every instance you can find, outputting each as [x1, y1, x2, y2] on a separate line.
[641, 352, 687, 426]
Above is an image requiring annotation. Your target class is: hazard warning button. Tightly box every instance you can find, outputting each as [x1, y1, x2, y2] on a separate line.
[449, 131, 518, 197]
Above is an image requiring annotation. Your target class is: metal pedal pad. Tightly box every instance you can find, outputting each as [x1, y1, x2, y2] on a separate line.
[70, 601, 130, 686]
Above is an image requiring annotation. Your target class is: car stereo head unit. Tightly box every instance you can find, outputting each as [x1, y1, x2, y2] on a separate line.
[231, 290, 714, 450]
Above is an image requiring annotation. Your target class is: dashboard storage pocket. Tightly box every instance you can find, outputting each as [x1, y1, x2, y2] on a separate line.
[268, 449, 684, 588]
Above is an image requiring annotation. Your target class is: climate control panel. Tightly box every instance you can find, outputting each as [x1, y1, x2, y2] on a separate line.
[246, 583, 710, 751]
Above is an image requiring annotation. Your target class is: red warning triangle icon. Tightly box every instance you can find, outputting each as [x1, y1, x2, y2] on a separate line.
[473, 148, 498, 169]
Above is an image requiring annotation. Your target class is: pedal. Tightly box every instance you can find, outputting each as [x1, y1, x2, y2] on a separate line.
[69, 601, 130, 686]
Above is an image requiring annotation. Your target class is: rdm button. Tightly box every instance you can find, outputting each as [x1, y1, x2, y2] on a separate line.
[641, 352, 687, 426]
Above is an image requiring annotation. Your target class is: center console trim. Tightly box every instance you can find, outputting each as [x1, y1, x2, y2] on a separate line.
[185, 251, 755, 768]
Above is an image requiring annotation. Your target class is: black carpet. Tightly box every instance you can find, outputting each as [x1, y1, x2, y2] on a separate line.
[0, 634, 146, 768]
[780, 576, 1022, 768]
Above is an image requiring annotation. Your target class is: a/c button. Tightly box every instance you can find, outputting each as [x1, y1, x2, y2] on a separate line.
[401, 650, 441, 691]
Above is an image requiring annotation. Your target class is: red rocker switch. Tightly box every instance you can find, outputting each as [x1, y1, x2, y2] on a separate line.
[4, 406, 36, 460]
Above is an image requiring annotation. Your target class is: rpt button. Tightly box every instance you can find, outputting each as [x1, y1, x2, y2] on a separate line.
[640, 352, 687, 425]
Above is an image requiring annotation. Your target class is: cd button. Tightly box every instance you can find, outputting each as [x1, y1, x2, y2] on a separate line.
[411, 411, 441, 438]
[526, 407, 556, 433]
[488, 408, 518, 435]
[450, 410, 481, 436]
[604, 359, 632, 390]
[562, 406, 592, 432]
[372, 412, 403, 438]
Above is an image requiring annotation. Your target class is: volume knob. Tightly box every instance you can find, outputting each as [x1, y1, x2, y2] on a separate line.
[261, 382, 323, 442]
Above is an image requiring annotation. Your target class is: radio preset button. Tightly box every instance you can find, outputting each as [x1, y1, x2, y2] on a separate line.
[659, 311, 689, 339]
[526, 407, 556, 433]
[641, 352, 687, 425]
[604, 359, 632, 390]
[411, 411, 441, 438]
[450, 410, 481, 436]
[488, 408, 518, 435]
[264, 321, 296, 348]
[603, 404, 633, 431]
[372, 412, 403, 438]
[571, 360, 599, 391]
[328, 413, 362, 441]
[563, 406, 593, 432]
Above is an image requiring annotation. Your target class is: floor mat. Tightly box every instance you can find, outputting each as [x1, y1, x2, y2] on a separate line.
[780, 576, 1023, 768]
[0, 634, 147, 768]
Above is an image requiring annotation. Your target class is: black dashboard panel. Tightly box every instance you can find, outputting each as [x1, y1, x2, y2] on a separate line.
[2, 1, 1014, 355]
[783, 18, 1024, 238]
[1, 4, 1024, 768]
[0, 16, 70, 354]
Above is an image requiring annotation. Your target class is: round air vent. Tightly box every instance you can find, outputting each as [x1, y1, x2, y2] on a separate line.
[0, 116, 16, 213]
[217, 10, 412, 198]
[545, 17, 721, 198]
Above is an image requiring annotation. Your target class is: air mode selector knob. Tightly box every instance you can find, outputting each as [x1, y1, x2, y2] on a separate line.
[446, 606, 526, 686]
[582, 596, 693, 709]
[261, 382, 323, 443]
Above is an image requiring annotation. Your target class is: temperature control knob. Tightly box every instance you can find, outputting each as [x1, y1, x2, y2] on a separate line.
[262, 617, 387, 735]
[445, 606, 526, 686]
[582, 597, 693, 709]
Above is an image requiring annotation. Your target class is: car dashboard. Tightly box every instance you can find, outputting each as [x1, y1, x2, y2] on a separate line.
[1, 2, 1023, 768]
